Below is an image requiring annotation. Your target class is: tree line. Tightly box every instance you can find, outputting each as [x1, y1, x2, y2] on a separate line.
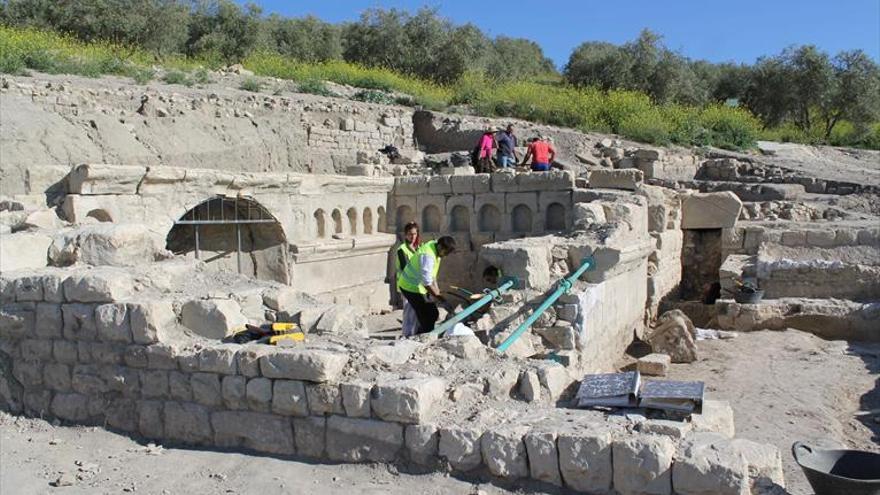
[0, 0, 554, 84]
[2, 0, 878, 144]
[564, 30, 880, 142]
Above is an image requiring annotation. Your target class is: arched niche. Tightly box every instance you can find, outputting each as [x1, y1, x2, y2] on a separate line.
[314, 209, 326, 238]
[165, 195, 289, 283]
[363, 208, 374, 234]
[545, 202, 566, 231]
[479, 204, 501, 232]
[450, 205, 470, 232]
[395, 205, 413, 232]
[512, 204, 533, 233]
[422, 205, 441, 232]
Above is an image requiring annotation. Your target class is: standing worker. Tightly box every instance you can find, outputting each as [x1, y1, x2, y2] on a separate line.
[521, 134, 556, 172]
[398, 236, 457, 334]
[395, 222, 421, 337]
[475, 127, 497, 173]
[495, 124, 519, 169]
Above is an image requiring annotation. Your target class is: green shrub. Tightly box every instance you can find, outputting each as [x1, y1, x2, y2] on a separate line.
[619, 108, 672, 145]
[163, 70, 192, 86]
[351, 89, 395, 105]
[600, 90, 654, 134]
[192, 68, 212, 85]
[127, 67, 154, 84]
[698, 105, 762, 150]
[239, 77, 262, 92]
[297, 79, 335, 97]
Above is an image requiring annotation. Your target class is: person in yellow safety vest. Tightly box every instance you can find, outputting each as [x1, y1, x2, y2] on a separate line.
[395, 222, 420, 337]
[398, 236, 457, 334]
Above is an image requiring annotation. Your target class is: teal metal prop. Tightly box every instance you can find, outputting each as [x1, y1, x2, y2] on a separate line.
[427, 276, 518, 337]
[496, 257, 594, 353]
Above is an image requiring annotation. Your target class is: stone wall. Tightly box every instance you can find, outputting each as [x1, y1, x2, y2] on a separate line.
[0, 267, 785, 494]
[0, 74, 416, 197]
[390, 170, 575, 289]
[7, 164, 397, 311]
[722, 222, 880, 258]
[696, 157, 877, 195]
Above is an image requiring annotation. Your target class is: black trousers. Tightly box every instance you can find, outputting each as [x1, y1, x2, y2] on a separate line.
[401, 289, 439, 334]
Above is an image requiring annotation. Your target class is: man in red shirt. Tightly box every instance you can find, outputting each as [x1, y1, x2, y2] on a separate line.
[521, 135, 556, 172]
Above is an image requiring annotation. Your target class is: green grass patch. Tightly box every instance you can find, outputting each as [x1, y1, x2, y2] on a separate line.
[352, 89, 395, 105]
[297, 78, 335, 97]
[239, 77, 262, 92]
[162, 70, 192, 86]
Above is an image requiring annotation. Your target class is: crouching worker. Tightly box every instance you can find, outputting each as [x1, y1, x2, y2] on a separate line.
[398, 236, 457, 334]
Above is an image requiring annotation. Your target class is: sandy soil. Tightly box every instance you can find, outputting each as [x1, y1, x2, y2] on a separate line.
[2, 329, 877, 495]
[0, 413, 526, 495]
[667, 329, 880, 495]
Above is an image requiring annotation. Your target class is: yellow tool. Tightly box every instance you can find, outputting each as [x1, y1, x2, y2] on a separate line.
[271, 322, 297, 333]
[269, 332, 305, 345]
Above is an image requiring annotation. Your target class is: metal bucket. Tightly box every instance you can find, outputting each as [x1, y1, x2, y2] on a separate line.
[792, 442, 880, 495]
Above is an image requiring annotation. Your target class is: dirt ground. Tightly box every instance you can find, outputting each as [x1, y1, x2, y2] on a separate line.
[666, 329, 880, 495]
[1, 329, 877, 495]
[0, 412, 521, 495]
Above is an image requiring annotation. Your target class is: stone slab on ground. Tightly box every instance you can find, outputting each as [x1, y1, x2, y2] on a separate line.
[638, 353, 671, 376]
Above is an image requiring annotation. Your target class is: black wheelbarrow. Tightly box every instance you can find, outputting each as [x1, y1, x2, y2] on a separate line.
[792, 442, 880, 495]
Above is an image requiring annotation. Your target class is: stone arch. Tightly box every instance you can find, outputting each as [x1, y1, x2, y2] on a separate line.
[377, 206, 387, 233]
[546, 202, 566, 231]
[395, 205, 413, 232]
[363, 208, 373, 234]
[314, 209, 326, 238]
[86, 209, 112, 222]
[422, 205, 441, 232]
[450, 205, 470, 232]
[347, 207, 358, 235]
[332, 209, 343, 234]
[165, 195, 289, 283]
[479, 204, 501, 232]
[512, 204, 533, 233]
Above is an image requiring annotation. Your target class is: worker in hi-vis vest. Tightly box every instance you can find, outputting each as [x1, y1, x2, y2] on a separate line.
[395, 222, 420, 337]
[397, 236, 457, 334]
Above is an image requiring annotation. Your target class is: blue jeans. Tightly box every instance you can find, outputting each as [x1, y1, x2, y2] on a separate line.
[497, 155, 516, 168]
[531, 163, 550, 172]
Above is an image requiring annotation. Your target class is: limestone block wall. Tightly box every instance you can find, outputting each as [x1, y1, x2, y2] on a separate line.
[723, 223, 880, 258]
[696, 158, 877, 195]
[390, 171, 576, 289]
[478, 193, 654, 371]
[0, 267, 785, 494]
[618, 149, 699, 182]
[0, 74, 417, 197]
[55, 165, 396, 310]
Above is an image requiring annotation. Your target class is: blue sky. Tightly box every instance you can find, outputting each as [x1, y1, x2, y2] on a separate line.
[244, 0, 880, 68]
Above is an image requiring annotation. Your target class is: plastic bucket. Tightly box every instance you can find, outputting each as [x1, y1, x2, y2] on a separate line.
[792, 442, 880, 495]
[733, 288, 764, 304]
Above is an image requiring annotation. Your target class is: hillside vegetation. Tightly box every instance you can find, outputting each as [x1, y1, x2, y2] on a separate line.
[1, 1, 878, 150]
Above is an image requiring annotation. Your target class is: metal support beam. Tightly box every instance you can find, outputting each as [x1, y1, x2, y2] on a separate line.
[427, 277, 518, 337]
[236, 223, 242, 274]
[496, 257, 594, 353]
[194, 225, 200, 260]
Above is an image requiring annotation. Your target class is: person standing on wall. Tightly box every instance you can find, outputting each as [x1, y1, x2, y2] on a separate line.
[495, 124, 519, 169]
[476, 127, 497, 173]
[397, 236, 457, 334]
[395, 222, 421, 337]
[521, 134, 556, 172]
